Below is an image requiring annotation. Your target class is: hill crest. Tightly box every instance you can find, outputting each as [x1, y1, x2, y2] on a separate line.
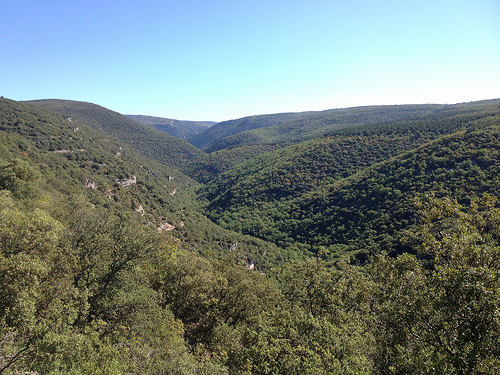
[26, 99, 206, 168]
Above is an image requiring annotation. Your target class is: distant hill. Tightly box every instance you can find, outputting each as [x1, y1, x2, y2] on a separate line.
[27, 99, 206, 168]
[209, 104, 441, 150]
[189, 105, 447, 152]
[200, 100, 500, 259]
[188, 111, 316, 150]
[181, 100, 500, 183]
[125, 114, 216, 140]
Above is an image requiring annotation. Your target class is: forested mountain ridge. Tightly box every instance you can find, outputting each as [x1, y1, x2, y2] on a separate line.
[27, 99, 206, 168]
[197, 100, 500, 193]
[0, 98, 286, 265]
[188, 111, 315, 150]
[125, 114, 216, 140]
[201, 101, 500, 259]
[180, 100, 500, 184]
[191, 104, 447, 153]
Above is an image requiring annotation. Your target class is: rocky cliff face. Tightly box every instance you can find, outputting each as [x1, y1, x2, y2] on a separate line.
[117, 175, 136, 187]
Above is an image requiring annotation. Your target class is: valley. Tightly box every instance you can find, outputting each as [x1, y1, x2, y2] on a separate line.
[1, 97, 500, 373]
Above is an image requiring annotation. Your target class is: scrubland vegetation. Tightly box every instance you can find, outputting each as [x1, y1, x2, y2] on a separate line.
[1, 97, 500, 373]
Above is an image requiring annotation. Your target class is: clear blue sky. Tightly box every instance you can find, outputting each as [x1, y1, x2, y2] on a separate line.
[1, 0, 499, 121]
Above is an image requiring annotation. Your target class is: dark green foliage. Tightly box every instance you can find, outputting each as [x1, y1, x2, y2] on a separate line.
[0, 196, 228, 373]
[201, 103, 500, 259]
[249, 259, 375, 374]
[181, 144, 279, 183]
[150, 250, 279, 350]
[371, 194, 500, 374]
[198, 104, 447, 152]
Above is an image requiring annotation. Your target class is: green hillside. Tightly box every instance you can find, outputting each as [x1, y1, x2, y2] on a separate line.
[27, 99, 206, 168]
[125, 114, 215, 140]
[201, 101, 500, 259]
[2, 97, 500, 374]
[191, 101, 500, 155]
[0, 98, 287, 266]
[194, 104, 443, 153]
[188, 111, 316, 150]
[183, 102, 497, 184]
[180, 144, 280, 184]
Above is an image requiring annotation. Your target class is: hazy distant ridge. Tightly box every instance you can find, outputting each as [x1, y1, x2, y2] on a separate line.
[126, 114, 216, 140]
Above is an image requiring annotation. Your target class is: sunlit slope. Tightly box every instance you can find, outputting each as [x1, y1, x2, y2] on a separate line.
[201, 103, 500, 258]
[199, 104, 445, 152]
[183, 100, 500, 183]
[28, 99, 206, 168]
[188, 111, 314, 150]
[1, 98, 197, 216]
[1, 98, 287, 267]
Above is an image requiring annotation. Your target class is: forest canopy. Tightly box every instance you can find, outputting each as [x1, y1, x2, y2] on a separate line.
[1, 97, 500, 374]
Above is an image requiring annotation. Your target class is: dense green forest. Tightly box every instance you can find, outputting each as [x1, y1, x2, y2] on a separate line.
[201, 101, 500, 259]
[182, 100, 500, 184]
[180, 144, 281, 184]
[1, 97, 500, 374]
[0, 98, 289, 268]
[188, 111, 316, 150]
[191, 104, 445, 153]
[27, 100, 206, 168]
